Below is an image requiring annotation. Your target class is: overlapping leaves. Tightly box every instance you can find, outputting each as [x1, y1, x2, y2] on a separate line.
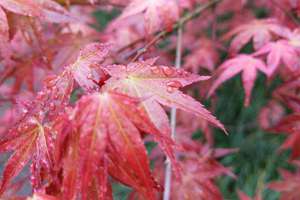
[0, 42, 225, 199]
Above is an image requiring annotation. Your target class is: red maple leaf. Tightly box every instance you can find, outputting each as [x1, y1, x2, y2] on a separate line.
[269, 168, 300, 200]
[148, 143, 236, 200]
[272, 71, 300, 111]
[183, 38, 219, 73]
[63, 91, 167, 200]
[117, 0, 179, 34]
[103, 59, 225, 132]
[208, 54, 268, 106]
[258, 100, 285, 130]
[223, 18, 289, 54]
[253, 40, 300, 76]
[0, 0, 76, 23]
[270, 113, 300, 159]
[0, 42, 112, 196]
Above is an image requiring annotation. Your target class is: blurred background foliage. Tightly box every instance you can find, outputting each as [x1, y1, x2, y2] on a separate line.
[91, 7, 292, 200]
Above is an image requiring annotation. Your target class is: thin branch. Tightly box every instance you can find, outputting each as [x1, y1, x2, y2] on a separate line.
[122, 0, 222, 61]
[163, 24, 183, 200]
[116, 37, 145, 54]
[57, 0, 126, 8]
[270, 0, 300, 25]
[211, 3, 217, 42]
[130, 31, 167, 62]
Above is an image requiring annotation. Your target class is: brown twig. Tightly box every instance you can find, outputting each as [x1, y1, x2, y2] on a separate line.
[116, 37, 145, 54]
[57, 0, 125, 8]
[270, 0, 300, 25]
[119, 0, 223, 61]
[130, 31, 167, 62]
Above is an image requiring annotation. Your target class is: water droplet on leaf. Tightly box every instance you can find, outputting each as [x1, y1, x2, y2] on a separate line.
[87, 73, 94, 80]
[162, 66, 174, 76]
[166, 81, 182, 93]
[49, 102, 56, 111]
[150, 66, 160, 74]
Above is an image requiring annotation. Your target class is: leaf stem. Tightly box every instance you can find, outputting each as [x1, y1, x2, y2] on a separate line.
[163, 23, 183, 200]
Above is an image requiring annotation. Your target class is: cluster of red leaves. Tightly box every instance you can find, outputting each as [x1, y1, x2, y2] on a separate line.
[268, 164, 300, 200]
[142, 142, 237, 200]
[1, 0, 300, 199]
[0, 37, 227, 199]
[0, 1, 229, 199]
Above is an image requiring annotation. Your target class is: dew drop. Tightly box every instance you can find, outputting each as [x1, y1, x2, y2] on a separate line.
[19, 161, 26, 167]
[52, 131, 57, 139]
[176, 69, 183, 76]
[41, 158, 49, 167]
[150, 66, 160, 74]
[37, 110, 43, 118]
[87, 73, 94, 80]
[162, 66, 174, 76]
[52, 85, 58, 93]
[123, 100, 131, 105]
[49, 143, 54, 151]
[21, 107, 28, 115]
[183, 71, 189, 77]
[37, 91, 46, 99]
[53, 94, 60, 100]
[100, 185, 107, 193]
[121, 65, 126, 70]
[166, 80, 182, 93]
[30, 175, 36, 185]
[27, 117, 36, 125]
[49, 102, 56, 111]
